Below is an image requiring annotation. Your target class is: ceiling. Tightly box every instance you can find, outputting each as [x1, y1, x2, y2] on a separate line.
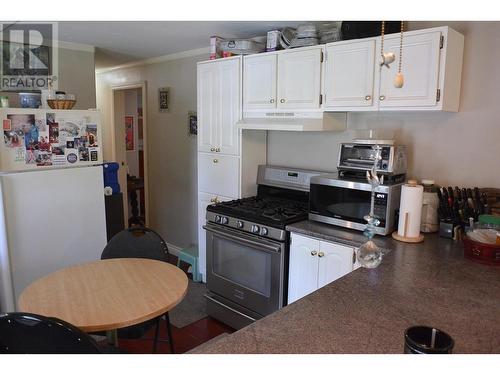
[58, 21, 306, 68]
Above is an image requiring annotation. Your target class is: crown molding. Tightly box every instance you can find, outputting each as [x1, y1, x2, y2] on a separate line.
[96, 46, 209, 74]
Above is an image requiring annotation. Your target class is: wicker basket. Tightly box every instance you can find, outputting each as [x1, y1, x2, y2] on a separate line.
[47, 99, 76, 110]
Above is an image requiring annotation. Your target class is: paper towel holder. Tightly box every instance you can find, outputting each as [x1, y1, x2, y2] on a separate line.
[392, 180, 425, 243]
[392, 212, 425, 243]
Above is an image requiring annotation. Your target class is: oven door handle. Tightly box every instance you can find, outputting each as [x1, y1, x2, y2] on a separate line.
[203, 224, 282, 254]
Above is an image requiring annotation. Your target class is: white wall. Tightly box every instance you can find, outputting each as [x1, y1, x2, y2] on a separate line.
[268, 21, 500, 188]
[96, 53, 205, 249]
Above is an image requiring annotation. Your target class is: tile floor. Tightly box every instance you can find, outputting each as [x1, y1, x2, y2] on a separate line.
[103, 254, 235, 354]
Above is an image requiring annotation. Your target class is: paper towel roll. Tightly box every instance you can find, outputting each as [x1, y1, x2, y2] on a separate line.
[398, 182, 424, 238]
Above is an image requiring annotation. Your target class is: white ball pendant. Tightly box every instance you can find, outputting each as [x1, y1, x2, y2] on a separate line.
[394, 73, 404, 88]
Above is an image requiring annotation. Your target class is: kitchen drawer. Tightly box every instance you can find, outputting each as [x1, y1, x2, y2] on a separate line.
[198, 152, 240, 198]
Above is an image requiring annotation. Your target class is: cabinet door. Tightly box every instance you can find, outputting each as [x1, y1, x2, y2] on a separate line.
[317, 241, 354, 289]
[324, 40, 376, 108]
[378, 31, 442, 108]
[243, 54, 277, 110]
[198, 152, 240, 198]
[217, 58, 240, 155]
[198, 192, 233, 281]
[277, 48, 322, 109]
[197, 62, 218, 153]
[288, 233, 320, 304]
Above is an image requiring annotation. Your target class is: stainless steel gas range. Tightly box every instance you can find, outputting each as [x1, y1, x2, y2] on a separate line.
[204, 165, 325, 329]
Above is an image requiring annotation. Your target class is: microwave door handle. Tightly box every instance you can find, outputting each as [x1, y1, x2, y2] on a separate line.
[203, 225, 282, 254]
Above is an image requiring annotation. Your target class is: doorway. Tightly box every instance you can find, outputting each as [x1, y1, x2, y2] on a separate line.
[111, 83, 149, 228]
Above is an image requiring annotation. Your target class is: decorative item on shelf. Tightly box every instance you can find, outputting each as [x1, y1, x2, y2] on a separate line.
[379, 21, 396, 69]
[47, 99, 76, 109]
[394, 21, 405, 88]
[158, 87, 169, 113]
[357, 145, 385, 268]
[18, 92, 42, 108]
[188, 111, 197, 136]
[0, 96, 9, 108]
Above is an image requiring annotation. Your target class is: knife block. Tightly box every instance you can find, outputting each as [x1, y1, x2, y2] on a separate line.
[439, 220, 454, 239]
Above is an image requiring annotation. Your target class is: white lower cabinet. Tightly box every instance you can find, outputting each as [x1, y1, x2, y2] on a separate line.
[288, 232, 356, 304]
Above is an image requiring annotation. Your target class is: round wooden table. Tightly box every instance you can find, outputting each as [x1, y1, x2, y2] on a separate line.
[18, 258, 188, 333]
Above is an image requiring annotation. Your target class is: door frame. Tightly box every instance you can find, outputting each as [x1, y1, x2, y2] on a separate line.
[110, 81, 150, 227]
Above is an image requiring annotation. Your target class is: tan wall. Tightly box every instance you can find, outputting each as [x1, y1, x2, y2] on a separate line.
[96, 54, 205, 248]
[267, 21, 500, 188]
[1, 46, 96, 110]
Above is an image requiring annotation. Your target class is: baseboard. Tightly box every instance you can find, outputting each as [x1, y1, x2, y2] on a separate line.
[166, 242, 182, 257]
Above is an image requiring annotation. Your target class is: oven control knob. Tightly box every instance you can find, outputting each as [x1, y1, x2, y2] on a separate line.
[221, 217, 229, 225]
[260, 227, 268, 236]
[251, 225, 260, 233]
[237, 221, 244, 229]
[215, 215, 221, 223]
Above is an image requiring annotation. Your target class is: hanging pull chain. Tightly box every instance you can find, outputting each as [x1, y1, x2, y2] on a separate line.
[394, 21, 405, 88]
[380, 21, 395, 69]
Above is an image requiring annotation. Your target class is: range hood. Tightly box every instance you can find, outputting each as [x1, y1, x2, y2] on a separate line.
[237, 112, 347, 132]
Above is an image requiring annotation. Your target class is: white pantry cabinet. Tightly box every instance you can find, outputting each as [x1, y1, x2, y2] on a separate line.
[198, 153, 240, 198]
[243, 46, 324, 113]
[288, 232, 357, 304]
[197, 56, 267, 282]
[324, 39, 377, 109]
[197, 56, 240, 156]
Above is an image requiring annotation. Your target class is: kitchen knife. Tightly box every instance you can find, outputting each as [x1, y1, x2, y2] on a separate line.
[447, 187, 455, 206]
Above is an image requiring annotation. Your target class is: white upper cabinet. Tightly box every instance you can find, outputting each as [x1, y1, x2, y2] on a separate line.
[243, 54, 277, 110]
[197, 57, 240, 156]
[324, 39, 376, 109]
[277, 47, 323, 109]
[378, 31, 442, 108]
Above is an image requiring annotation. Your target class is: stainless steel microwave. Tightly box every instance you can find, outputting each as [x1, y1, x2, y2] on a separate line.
[309, 174, 403, 236]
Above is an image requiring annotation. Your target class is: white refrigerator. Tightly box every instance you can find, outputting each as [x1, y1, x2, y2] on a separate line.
[0, 108, 107, 312]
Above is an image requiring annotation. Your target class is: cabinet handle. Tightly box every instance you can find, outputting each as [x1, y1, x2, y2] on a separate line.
[210, 147, 215, 152]
[365, 95, 371, 101]
[379, 95, 386, 101]
[318, 252, 325, 258]
[310, 250, 317, 256]
[213, 159, 218, 163]
[280, 99, 285, 103]
[270, 98, 275, 103]
[216, 147, 220, 152]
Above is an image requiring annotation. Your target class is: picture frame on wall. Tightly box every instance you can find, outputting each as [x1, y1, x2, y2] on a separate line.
[158, 87, 170, 112]
[188, 111, 197, 136]
[125, 115, 134, 151]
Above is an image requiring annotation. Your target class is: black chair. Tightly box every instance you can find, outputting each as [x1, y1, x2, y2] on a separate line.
[100, 226, 175, 353]
[0, 312, 102, 354]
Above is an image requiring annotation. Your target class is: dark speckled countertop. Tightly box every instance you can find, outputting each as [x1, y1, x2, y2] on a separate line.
[191, 220, 500, 354]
